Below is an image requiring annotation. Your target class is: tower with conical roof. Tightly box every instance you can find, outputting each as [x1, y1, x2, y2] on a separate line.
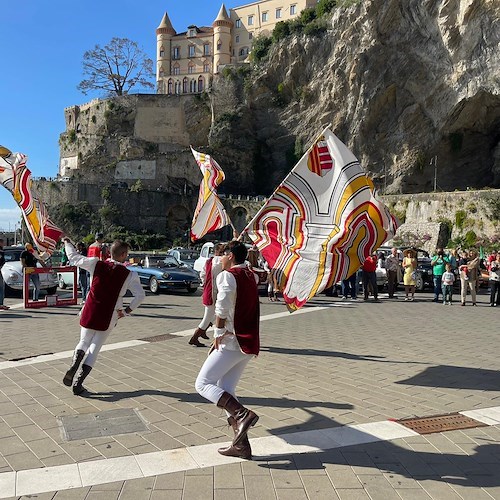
[212, 4, 233, 74]
[156, 12, 176, 92]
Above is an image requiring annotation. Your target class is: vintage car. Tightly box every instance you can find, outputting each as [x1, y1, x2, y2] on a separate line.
[130, 255, 201, 294]
[1, 246, 59, 295]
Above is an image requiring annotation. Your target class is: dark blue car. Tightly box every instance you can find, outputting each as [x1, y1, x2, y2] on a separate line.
[131, 255, 200, 294]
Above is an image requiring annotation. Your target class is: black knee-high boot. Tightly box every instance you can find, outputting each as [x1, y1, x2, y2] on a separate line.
[63, 350, 85, 387]
[73, 364, 92, 395]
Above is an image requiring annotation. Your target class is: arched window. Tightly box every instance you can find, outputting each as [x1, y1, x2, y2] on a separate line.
[190, 79, 196, 93]
[217, 39, 222, 51]
[183, 77, 188, 93]
[159, 46, 165, 57]
[175, 81, 181, 94]
[188, 63, 194, 74]
[159, 67, 165, 78]
[203, 61, 210, 73]
[198, 76, 204, 92]
[168, 79, 173, 94]
[173, 64, 180, 75]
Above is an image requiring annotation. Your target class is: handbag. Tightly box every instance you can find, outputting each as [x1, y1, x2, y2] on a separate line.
[410, 271, 417, 281]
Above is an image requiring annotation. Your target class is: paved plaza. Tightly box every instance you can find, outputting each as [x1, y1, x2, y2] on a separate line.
[0, 286, 499, 499]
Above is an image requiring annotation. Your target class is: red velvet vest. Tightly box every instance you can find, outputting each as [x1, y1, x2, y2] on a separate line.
[202, 258, 214, 306]
[80, 260, 130, 331]
[228, 267, 260, 355]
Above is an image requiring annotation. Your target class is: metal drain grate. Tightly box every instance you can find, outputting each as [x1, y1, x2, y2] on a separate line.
[397, 413, 487, 434]
[141, 333, 177, 342]
[59, 408, 148, 441]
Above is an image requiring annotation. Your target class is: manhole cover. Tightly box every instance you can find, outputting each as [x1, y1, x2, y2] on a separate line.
[59, 408, 148, 441]
[141, 333, 177, 342]
[397, 413, 487, 434]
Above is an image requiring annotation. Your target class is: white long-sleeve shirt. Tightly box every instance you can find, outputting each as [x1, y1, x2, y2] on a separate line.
[65, 242, 145, 313]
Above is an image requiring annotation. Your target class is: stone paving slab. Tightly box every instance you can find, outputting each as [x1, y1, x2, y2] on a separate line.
[0, 288, 498, 498]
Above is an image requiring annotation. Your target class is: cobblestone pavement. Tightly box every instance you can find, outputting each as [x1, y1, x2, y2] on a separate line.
[0, 287, 498, 499]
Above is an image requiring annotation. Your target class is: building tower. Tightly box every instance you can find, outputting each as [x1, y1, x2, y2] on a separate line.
[156, 12, 176, 93]
[212, 4, 233, 74]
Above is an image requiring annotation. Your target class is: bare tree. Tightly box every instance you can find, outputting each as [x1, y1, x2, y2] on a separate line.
[77, 37, 154, 96]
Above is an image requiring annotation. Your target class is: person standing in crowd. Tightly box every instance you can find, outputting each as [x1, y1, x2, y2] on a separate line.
[62, 238, 145, 395]
[20, 243, 42, 301]
[341, 272, 357, 300]
[0, 238, 9, 310]
[189, 243, 225, 347]
[361, 253, 379, 301]
[385, 247, 400, 299]
[488, 252, 500, 307]
[431, 248, 449, 302]
[195, 240, 260, 460]
[441, 262, 455, 305]
[460, 249, 479, 306]
[402, 248, 417, 301]
[76, 242, 90, 303]
[87, 233, 109, 261]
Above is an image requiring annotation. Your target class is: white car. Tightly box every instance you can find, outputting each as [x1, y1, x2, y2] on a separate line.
[1, 246, 59, 295]
[193, 242, 215, 274]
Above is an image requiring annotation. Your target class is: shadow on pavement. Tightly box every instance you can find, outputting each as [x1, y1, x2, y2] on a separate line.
[135, 314, 200, 320]
[82, 390, 353, 411]
[259, 438, 500, 488]
[397, 365, 500, 391]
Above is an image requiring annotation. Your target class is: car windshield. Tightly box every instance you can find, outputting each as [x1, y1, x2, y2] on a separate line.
[148, 256, 180, 267]
[4, 250, 21, 262]
[179, 251, 198, 260]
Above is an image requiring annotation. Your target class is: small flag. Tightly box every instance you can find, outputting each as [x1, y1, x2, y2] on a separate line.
[190, 147, 230, 242]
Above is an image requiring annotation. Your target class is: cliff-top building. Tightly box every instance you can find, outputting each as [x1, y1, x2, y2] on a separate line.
[156, 1, 317, 95]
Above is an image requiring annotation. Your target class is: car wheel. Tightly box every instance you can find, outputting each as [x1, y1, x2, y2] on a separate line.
[47, 286, 58, 295]
[415, 273, 424, 291]
[58, 276, 67, 289]
[149, 277, 160, 294]
[186, 285, 197, 294]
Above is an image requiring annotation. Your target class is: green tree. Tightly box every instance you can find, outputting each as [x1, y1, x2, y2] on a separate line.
[316, 0, 337, 16]
[77, 37, 154, 96]
[272, 21, 291, 42]
[250, 35, 273, 62]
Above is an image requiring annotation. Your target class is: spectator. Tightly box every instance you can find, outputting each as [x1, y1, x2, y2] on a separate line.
[402, 248, 417, 301]
[20, 243, 42, 301]
[488, 253, 500, 307]
[431, 248, 450, 302]
[341, 272, 357, 300]
[385, 248, 401, 299]
[76, 242, 90, 303]
[0, 238, 9, 310]
[362, 253, 379, 301]
[87, 233, 109, 261]
[441, 262, 455, 305]
[460, 249, 479, 306]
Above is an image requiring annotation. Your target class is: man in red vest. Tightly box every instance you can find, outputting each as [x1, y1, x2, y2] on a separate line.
[195, 240, 260, 460]
[189, 243, 225, 347]
[62, 238, 145, 395]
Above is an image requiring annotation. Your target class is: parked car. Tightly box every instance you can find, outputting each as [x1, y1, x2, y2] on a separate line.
[194, 242, 215, 274]
[130, 255, 201, 294]
[166, 248, 200, 269]
[0, 246, 58, 295]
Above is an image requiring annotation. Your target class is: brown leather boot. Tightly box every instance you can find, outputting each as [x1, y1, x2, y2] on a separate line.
[217, 391, 259, 446]
[188, 328, 206, 347]
[218, 416, 252, 459]
[63, 350, 85, 387]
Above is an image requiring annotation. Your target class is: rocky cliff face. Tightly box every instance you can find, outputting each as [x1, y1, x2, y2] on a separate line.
[210, 0, 500, 194]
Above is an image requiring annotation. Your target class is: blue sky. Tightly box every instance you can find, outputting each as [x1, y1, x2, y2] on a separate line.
[0, 0, 234, 231]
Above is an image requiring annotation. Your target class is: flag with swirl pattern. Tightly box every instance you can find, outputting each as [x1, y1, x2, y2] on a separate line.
[0, 146, 63, 256]
[190, 147, 230, 242]
[243, 127, 398, 312]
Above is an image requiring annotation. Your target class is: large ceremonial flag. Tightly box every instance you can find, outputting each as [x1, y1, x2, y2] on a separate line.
[0, 146, 63, 256]
[243, 127, 398, 311]
[190, 147, 231, 241]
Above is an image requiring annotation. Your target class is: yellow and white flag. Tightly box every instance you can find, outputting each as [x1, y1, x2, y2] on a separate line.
[190, 147, 230, 242]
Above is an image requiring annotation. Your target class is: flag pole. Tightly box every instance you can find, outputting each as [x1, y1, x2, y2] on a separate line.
[240, 125, 331, 237]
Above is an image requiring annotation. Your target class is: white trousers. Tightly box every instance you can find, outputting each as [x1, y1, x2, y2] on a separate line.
[75, 325, 113, 368]
[460, 279, 477, 303]
[195, 346, 252, 414]
[198, 304, 215, 330]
